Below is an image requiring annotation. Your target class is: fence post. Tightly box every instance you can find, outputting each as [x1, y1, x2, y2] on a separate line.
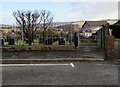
[78, 28, 80, 47]
[101, 27, 104, 49]
[22, 25, 24, 46]
[97, 29, 101, 48]
[101, 24, 116, 60]
[70, 23, 72, 45]
[106, 35, 115, 60]
[102, 24, 109, 49]
[0, 30, 2, 47]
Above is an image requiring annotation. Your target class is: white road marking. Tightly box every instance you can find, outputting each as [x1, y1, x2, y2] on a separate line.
[97, 64, 103, 66]
[70, 63, 75, 67]
[0, 63, 75, 67]
[97, 63, 119, 66]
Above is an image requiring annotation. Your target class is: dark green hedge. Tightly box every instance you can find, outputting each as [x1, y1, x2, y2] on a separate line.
[110, 24, 120, 38]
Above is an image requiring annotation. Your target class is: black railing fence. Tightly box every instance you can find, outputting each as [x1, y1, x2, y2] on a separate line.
[0, 24, 75, 46]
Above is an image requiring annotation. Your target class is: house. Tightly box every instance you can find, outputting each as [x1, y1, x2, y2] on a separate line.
[72, 21, 85, 31]
[81, 21, 108, 37]
[110, 20, 120, 38]
[107, 20, 118, 25]
[0, 25, 20, 33]
[114, 20, 120, 25]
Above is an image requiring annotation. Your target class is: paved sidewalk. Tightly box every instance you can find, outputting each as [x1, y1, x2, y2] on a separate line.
[115, 41, 120, 59]
[2, 50, 105, 59]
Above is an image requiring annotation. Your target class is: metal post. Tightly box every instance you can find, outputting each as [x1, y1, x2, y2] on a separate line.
[78, 26, 80, 47]
[70, 23, 72, 45]
[9, 24, 12, 45]
[47, 29, 48, 45]
[22, 25, 24, 46]
[0, 24, 3, 47]
[52, 32, 53, 44]
[109, 29, 112, 36]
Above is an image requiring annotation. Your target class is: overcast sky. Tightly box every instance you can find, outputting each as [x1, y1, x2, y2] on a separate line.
[0, 0, 119, 24]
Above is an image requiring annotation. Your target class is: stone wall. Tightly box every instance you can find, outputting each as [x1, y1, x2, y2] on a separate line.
[1, 45, 75, 51]
[106, 35, 115, 59]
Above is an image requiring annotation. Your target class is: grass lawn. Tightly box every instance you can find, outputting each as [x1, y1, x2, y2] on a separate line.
[52, 40, 74, 45]
[115, 38, 120, 41]
[4, 39, 73, 46]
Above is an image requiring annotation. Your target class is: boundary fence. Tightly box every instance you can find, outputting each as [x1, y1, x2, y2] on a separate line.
[0, 24, 76, 46]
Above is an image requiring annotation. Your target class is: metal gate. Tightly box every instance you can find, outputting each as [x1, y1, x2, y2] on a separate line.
[78, 24, 109, 52]
[78, 33, 98, 51]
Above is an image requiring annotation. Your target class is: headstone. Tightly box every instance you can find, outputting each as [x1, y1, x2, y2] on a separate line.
[53, 37, 59, 42]
[45, 38, 52, 45]
[59, 38, 65, 45]
[26, 39, 29, 44]
[6, 36, 10, 42]
[8, 39, 15, 45]
[74, 33, 78, 49]
[39, 38, 43, 44]
[0, 39, 4, 46]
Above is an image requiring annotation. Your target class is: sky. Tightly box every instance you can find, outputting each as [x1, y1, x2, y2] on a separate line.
[0, 0, 119, 24]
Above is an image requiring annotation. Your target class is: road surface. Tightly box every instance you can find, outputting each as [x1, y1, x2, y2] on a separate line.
[2, 62, 118, 85]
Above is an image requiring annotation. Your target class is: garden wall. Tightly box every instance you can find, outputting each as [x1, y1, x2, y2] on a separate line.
[1, 45, 75, 51]
[105, 35, 115, 60]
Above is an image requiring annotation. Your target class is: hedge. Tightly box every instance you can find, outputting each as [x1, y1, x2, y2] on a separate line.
[110, 24, 120, 38]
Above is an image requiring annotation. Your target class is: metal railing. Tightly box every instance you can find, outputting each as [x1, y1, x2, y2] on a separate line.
[0, 24, 74, 46]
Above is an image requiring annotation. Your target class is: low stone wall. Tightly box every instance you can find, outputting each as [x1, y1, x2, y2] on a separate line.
[1, 45, 75, 51]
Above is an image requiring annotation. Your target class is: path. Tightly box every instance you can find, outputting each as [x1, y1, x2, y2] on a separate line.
[115, 41, 120, 59]
[2, 50, 105, 59]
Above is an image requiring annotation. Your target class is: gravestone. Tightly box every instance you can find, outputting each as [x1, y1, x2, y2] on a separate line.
[59, 38, 65, 45]
[74, 33, 78, 49]
[6, 36, 10, 42]
[39, 38, 43, 44]
[53, 37, 59, 42]
[26, 39, 29, 44]
[0, 39, 4, 46]
[45, 38, 52, 45]
[8, 39, 15, 45]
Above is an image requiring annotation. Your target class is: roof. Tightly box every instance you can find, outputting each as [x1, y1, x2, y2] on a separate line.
[107, 21, 118, 25]
[82, 21, 108, 28]
[72, 21, 85, 26]
[83, 26, 102, 31]
[114, 20, 120, 25]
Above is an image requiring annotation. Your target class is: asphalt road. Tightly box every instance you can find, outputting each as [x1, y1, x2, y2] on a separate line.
[2, 62, 119, 85]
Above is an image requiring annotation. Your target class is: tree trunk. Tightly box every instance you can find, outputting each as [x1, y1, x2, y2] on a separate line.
[28, 38, 33, 46]
[28, 41, 32, 46]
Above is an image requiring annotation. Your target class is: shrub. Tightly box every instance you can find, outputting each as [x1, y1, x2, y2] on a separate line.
[110, 24, 120, 38]
[40, 29, 61, 38]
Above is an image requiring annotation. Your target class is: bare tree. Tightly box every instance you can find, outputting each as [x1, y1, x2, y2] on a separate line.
[40, 10, 54, 44]
[13, 10, 42, 45]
